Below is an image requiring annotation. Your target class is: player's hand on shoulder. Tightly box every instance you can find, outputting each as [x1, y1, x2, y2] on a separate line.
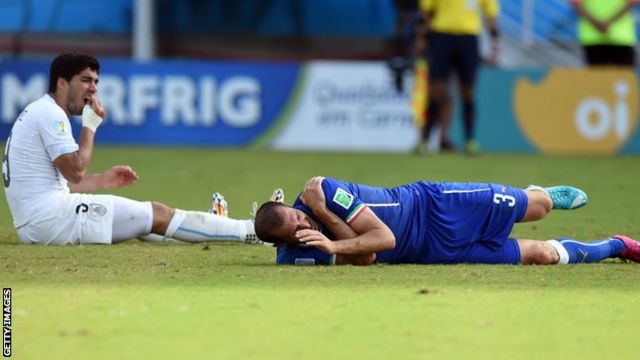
[296, 229, 336, 255]
[301, 176, 326, 213]
[102, 165, 139, 189]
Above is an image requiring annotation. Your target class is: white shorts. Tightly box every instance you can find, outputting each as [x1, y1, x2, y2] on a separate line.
[16, 194, 153, 245]
[17, 193, 115, 245]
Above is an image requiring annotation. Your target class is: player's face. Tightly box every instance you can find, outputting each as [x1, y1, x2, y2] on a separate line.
[66, 68, 99, 115]
[274, 207, 319, 244]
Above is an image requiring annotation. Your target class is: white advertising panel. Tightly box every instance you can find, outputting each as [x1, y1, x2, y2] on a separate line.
[272, 61, 419, 152]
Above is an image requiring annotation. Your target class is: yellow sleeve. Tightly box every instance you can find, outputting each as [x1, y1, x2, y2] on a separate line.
[419, 0, 434, 12]
[481, 0, 500, 18]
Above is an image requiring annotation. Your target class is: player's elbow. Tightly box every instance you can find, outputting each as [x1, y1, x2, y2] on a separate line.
[381, 227, 396, 250]
[63, 168, 86, 184]
[54, 153, 87, 184]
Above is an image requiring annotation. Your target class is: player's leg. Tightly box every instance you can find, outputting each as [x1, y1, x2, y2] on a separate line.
[457, 34, 480, 154]
[422, 183, 528, 263]
[518, 235, 640, 264]
[442, 235, 639, 265]
[520, 187, 552, 222]
[459, 83, 476, 154]
[446, 238, 521, 264]
[30, 194, 118, 245]
[543, 235, 640, 264]
[520, 185, 588, 222]
[150, 202, 258, 244]
[420, 33, 452, 152]
[517, 239, 560, 264]
[423, 80, 450, 148]
[111, 196, 153, 243]
[109, 192, 258, 244]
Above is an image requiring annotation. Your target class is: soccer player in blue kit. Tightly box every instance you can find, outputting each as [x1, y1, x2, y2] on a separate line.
[253, 177, 640, 266]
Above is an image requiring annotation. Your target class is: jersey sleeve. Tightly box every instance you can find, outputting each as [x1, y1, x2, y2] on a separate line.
[39, 115, 79, 161]
[322, 178, 367, 224]
[419, 0, 434, 12]
[481, 0, 500, 18]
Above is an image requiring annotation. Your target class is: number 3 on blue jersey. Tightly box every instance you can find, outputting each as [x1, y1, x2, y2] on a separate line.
[493, 193, 515, 207]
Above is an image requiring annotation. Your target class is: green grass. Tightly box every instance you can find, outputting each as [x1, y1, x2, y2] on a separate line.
[1, 148, 640, 360]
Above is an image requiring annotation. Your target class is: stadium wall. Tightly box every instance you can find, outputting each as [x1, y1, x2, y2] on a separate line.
[0, 59, 638, 154]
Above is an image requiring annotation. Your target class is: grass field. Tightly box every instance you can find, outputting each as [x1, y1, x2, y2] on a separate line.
[1, 148, 639, 360]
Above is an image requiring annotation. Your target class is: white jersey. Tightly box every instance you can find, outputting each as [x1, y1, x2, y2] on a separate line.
[2, 94, 79, 228]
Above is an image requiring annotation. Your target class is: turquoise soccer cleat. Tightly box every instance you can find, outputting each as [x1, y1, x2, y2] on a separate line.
[544, 186, 588, 210]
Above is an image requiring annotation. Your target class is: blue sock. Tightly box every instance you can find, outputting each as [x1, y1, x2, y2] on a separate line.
[548, 237, 626, 264]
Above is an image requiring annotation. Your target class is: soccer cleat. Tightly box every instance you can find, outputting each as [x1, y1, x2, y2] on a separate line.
[465, 139, 479, 156]
[544, 185, 588, 210]
[247, 188, 285, 247]
[209, 192, 229, 217]
[270, 188, 285, 203]
[245, 232, 264, 245]
[612, 234, 640, 263]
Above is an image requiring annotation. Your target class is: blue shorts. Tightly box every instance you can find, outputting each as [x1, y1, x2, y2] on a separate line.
[418, 182, 527, 264]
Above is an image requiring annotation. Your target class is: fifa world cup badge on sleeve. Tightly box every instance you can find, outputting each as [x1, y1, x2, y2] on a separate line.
[2, 288, 11, 357]
[332, 188, 354, 209]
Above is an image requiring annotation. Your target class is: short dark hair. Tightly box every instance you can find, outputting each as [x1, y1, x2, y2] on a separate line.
[48, 53, 100, 93]
[254, 201, 289, 244]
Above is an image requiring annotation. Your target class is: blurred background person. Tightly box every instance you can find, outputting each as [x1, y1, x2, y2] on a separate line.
[571, 0, 639, 67]
[414, 0, 500, 155]
[389, 0, 419, 94]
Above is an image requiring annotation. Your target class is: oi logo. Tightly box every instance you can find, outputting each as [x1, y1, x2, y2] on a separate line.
[514, 68, 639, 154]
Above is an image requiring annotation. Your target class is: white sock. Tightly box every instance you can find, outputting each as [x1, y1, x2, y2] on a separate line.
[546, 239, 570, 264]
[525, 185, 550, 196]
[164, 209, 248, 243]
[138, 234, 167, 242]
[243, 220, 262, 244]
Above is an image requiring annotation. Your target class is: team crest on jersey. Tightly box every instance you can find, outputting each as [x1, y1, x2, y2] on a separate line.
[89, 203, 107, 217]
[332, 188, 354, 209]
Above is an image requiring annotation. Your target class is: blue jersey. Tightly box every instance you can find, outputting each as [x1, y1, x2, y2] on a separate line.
[277, 178, 528, 265]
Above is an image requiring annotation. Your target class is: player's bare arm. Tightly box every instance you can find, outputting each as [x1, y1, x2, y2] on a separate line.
[53, 93, 105, 183]
[54, 144, 94, 183]
[299, 176, 377, 265]
[300, 176, 360, 238]
[67, 165, 139, 193]
[297, 208, 395, 256]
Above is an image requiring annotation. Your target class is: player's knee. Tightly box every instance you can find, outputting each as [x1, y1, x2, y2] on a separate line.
[524, 191, 552, 221]
[151, 202, 174, 234]
[521, 241, 559, 265]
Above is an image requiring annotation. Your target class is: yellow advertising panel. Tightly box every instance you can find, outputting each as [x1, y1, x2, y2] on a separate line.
[514, 69, 638, 154]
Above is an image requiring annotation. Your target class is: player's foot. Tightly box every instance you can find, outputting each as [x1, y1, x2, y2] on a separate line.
[413, 141, 427, 155]
[465, 139, 479, 156]
[440, 138, 455, 152]
[245, 232, 264, 245]
[249, 188, 286, 219]
[612, 234, 640, 263]
[247, 188, 286, 246]
[544, 186, 588, 210]
[244, 211, 268, 246]
[209, 192, 229, 217]
[270, 188, 285, 203]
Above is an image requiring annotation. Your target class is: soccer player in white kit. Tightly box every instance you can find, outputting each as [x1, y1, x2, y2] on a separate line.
[2, 53, 258, 245]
